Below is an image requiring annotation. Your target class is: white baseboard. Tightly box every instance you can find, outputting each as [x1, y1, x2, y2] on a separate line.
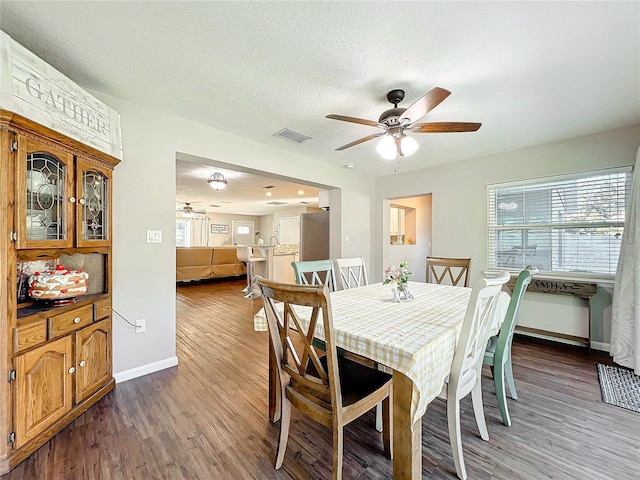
[516, 328, 611, 353]
[113, 356, 179, 383]
[590, 341, 611, 353]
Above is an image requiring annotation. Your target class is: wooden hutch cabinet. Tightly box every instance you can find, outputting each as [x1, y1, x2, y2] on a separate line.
[0, 111, 119, 473]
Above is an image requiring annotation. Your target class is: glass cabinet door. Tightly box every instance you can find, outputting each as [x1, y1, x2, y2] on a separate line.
[16, 137, 74, 249]
[76, 157, 112, 247]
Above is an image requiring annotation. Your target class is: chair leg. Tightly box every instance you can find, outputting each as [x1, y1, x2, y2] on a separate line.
[447, 396, 467, 480]
[242, 261, 253, 293]
[471, 377, 489, 441]
[244, 264, 262, 298]
[494, 362, 511, 427]
[382, 395, 393, 459]
[375, 402, 383, 432]
[504, 356, 518, 400]
[274, 395, 291, 469]
[332, 425, 344, 480]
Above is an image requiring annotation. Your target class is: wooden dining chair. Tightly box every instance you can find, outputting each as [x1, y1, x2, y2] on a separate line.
[437, 271, 510, 480]
[292, 259, 337, 291]
[332, 257, 368, 291]
[257, 278, 392, 480]
[426, 256, 472, 287]
[484, 265, 537, 427]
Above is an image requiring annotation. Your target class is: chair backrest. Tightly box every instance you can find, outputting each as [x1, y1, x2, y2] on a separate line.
[333, 257, 368, 291]
[291, 260, 337, 292]
[236, 245, 251, 262]
[449, 271, 511, 389]
[426, 256, 471, 287]
[257, 278, 342, 416]
[496, 265, 538, 350]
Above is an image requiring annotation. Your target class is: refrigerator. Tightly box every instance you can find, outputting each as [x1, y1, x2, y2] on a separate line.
[300, 211, 330, 261]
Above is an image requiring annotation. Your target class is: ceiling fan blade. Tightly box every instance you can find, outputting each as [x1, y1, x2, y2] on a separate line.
[335, 132, 385, 151]
[326, 114, 380, 127]
[399, 87, 451, 124]
[412, 122, 482, 133]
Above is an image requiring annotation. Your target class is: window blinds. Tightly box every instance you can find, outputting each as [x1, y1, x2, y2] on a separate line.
[487, 167, 632, 276]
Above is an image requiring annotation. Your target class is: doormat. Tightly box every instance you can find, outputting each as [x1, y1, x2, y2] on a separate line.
[596, 364, 640, 414]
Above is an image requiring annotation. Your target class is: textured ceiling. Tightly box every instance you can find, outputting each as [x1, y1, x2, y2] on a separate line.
[1, 1, 639, 180]
[175, 159, 320, 216]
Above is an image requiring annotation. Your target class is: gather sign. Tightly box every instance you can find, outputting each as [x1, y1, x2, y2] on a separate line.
[0, 31, 122, 160]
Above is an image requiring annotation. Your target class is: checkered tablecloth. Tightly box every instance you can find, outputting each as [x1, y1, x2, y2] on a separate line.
[253, 281, 509, 423]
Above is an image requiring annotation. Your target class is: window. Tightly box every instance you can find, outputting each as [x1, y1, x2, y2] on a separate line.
[176, 220, 189, 247]
[487, 167, 632, 277]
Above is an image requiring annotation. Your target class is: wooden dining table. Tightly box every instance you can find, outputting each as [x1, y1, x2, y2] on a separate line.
[253, 281, 510, 479]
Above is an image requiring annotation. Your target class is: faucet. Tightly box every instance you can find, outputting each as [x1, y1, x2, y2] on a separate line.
[269, 235, 280, 245]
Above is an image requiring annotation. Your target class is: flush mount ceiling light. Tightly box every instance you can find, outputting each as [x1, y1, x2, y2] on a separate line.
[207, 172, 228, 190]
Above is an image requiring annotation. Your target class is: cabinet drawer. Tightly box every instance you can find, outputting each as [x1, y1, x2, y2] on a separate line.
[13, 319, 47, 353]
[48, 305, 94, 339]
[94, 298, 112, 321]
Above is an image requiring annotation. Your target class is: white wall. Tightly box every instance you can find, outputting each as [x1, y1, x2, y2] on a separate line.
[259, 214, 274, 243]
[205, 213, 261, 246]
[100, 93, 375, 378]
[375, 125, 640, 346]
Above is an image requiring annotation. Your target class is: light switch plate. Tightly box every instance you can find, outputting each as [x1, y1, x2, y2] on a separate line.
[146, 230, 162, 243]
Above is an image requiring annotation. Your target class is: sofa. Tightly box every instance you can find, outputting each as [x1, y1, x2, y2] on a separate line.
[176, 246, 246, 282]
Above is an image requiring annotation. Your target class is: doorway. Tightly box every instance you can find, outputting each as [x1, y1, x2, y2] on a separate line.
[232, 220, 255, 245]
[385, 194, 432, 282]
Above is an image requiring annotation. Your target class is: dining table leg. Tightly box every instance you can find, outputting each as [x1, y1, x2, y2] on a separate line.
[393, 370, 422, 479]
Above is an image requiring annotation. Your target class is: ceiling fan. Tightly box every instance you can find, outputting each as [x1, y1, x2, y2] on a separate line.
[326, 87, 481, 160]
[176, 202, 206, 216]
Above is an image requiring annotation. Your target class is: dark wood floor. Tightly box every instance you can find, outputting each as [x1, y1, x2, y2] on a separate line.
[4, 278, 639, 479]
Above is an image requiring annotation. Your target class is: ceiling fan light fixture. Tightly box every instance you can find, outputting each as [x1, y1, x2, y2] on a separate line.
[376, 134, 397, 160]
[400, 135, 419, 157]
[207, 172, 228, 190]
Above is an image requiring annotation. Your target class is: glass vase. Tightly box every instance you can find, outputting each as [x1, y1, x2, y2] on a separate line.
[392, 283, 414, 302]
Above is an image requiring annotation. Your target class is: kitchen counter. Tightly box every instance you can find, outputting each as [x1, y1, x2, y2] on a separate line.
[250, 245, 299, 282]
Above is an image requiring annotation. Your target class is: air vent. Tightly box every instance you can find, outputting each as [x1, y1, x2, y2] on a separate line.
[266, 201, 287, 206]
[273, 128, 312, 145]
[262, 185, 275, 189]
[209, 204, 221, 208]
[300, 201, 309, 205]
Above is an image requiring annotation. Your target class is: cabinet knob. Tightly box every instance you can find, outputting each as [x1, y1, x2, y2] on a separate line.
[68, 367, 75, 374]
[79, 198, 86, 205]
[69, 197, 76, 203]
[79, 360, 86, 368]
[73, 317, 81, 324]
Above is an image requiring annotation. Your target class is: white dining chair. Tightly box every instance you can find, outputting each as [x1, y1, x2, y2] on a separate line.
[332, 257, 387, 430]
[438, 271, 510, 480]
[333, 257, 368, 291]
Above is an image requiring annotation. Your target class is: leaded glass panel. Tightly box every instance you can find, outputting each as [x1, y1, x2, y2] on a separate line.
[26, 153, 66, 240]
[82, 169, 108, 241]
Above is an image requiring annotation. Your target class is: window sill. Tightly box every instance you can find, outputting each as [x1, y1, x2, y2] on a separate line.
[486, 268, 616, 286]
